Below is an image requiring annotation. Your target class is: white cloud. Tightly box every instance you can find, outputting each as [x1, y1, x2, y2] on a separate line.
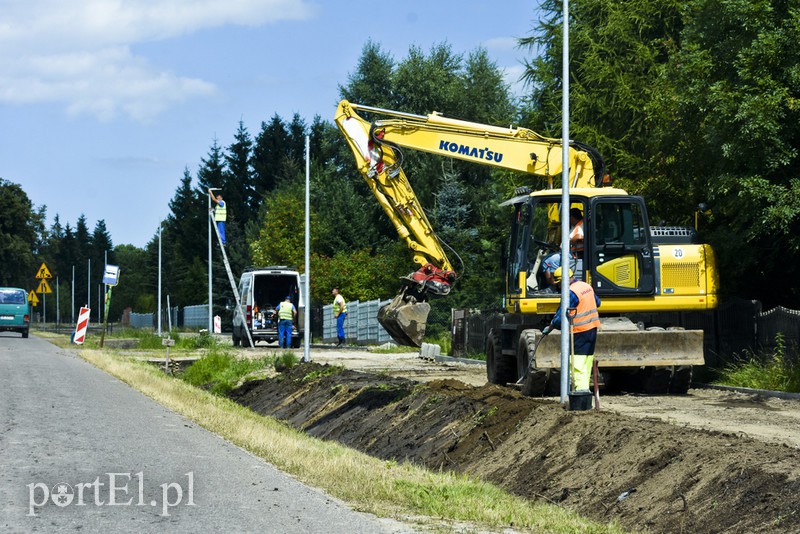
[0, 0, 315, 121]
[483, 36, 519, 53]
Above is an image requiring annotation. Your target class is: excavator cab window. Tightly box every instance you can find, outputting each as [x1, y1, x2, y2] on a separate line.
[507, 202, 532, 294]
[510, 198, 585, 295]
[589, 197, 655, 295]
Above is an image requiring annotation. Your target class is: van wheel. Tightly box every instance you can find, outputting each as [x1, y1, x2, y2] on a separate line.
[22, 330, 29, 339]
[291, 335, 302, 349]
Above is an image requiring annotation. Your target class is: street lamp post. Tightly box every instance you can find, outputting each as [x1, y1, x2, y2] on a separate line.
[158, 223, 162, 336]
[207, 187, 220, 333]
[560, 0, 571, 404]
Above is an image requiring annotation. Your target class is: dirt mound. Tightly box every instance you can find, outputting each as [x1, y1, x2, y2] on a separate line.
[229, 363, 800, 533]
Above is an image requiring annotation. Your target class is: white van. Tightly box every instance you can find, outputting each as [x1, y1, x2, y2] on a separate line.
[232, 266, 305, 347]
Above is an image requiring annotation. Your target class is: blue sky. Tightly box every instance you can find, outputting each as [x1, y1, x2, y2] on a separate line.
[1, 0, 541, 248]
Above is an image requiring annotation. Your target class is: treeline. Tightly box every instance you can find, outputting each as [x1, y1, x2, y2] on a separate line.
[0, 179, 114, 321]
[524, 0, 800, 306]
[4, 0, 800, 325]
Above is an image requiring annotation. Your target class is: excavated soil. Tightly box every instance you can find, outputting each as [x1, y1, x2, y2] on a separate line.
[228, 360, 800, 534]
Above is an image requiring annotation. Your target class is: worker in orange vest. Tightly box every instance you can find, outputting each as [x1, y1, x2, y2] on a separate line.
[541, 267, 601, 391]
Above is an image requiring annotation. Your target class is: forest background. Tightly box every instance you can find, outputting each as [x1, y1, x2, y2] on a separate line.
[3, 0, 799, 327]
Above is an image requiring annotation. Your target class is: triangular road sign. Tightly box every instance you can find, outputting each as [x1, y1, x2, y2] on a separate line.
[36, 279, 52, 294]
[36, 262, 53, 279]
[28, 290, 39, 305]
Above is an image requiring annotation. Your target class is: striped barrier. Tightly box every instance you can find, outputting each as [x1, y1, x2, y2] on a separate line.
[73, 307, 91, 344]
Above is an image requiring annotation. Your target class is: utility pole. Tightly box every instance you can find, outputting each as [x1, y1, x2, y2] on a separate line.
[158, 224, 162, 336]
[559, 0, 572, 404]
[207, 187, 220, 333]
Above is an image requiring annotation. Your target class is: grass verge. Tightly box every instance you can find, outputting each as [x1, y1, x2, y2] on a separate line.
[716, 334, 800, 392]
[71, 347, 623, 533]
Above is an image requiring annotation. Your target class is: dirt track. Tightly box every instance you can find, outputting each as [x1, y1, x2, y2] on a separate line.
[231, 346, 800, 533]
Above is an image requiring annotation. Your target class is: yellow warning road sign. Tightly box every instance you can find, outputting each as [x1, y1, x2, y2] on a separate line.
[36, 262, 53, 279]
[36, 279, 52, 294]
[28, 290, 39, 305]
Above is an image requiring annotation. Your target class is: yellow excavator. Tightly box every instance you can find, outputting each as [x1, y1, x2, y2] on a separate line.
[335, 99, 718, 394]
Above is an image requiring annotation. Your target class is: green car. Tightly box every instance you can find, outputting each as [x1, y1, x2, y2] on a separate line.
[0, 287, 30, 338]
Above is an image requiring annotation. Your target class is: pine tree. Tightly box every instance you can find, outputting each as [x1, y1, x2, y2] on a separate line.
[252, 115, 288, 196]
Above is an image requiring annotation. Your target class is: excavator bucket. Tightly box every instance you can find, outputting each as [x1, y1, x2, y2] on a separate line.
[378, 294, 431, 347]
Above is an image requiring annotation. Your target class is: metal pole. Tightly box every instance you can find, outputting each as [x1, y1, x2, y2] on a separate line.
[303, 135, 311, 363]
[71, 265, 74, 325]
[208, 191, 212, 333]
[207, 187, 221, 334]
[104, 251, 107, 326]
[56, 276, 59, 327]
[559, 0, 572, 404]
[87, 258, 91, 311]
[158, 224, 162, 336]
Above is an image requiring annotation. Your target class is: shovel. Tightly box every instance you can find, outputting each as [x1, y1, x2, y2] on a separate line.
[593, 357, 601, 410]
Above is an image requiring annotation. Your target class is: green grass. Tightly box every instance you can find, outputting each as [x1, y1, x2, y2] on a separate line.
[59, 327, 219, 351]
[181, 348, 280, 395]
[72, 347, 624, 533]
[716, 334, 800, 393]
[301, 365, 345, 382]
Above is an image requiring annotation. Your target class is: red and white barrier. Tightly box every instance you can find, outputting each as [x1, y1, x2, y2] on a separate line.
[74, 307, 91, 344]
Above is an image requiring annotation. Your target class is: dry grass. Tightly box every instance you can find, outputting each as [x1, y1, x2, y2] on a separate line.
[75, 348, 622, 533]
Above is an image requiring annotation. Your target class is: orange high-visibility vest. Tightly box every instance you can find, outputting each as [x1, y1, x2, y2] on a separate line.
[570, 280, 600, 333]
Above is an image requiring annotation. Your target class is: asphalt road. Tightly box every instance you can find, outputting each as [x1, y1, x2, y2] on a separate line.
[0, 334, 413, 533]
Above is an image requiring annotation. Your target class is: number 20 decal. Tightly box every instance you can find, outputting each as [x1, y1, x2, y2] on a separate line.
[672, 248, 684, 259]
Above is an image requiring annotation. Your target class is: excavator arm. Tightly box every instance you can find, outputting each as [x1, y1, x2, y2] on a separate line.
[334, 99, 605, 346]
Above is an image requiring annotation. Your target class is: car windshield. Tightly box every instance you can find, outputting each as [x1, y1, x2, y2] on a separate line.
[0, 289, 26, 304]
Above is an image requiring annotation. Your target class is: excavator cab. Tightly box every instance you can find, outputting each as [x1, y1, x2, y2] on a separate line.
[507, 189, 658, 305]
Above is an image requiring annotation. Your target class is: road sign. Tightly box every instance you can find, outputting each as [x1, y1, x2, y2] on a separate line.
[36, 263, 52, 279]
[103, 264, 120, 286]
[74, 307, 91, 344]
[36, 279, 52, 294]
[28, 291, 39, 306]
[162, 338, 176, 347]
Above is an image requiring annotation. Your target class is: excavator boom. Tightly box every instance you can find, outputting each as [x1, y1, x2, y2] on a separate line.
[334, 100, 605, 346]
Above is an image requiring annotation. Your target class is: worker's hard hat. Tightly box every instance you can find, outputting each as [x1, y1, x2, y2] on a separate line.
[553, 267, 574, 284]
[285, 295, 292, 300]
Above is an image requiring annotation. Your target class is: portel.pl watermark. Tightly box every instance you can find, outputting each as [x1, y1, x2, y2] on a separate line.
[27, 472, 195, 517]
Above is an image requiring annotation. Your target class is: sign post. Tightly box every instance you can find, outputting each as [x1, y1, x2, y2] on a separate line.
[162, 337, 175, 373]
[99, 265, 120, 348]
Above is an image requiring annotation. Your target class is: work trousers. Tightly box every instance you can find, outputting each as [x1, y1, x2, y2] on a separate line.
[571, 328, 597, 391]
[336, 313, 347, 341]
[278, 319, 292, 348]
[216, 221, 226, 245]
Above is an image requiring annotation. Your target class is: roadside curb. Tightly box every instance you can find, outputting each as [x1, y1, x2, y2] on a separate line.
[694, 383, 800, 401]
